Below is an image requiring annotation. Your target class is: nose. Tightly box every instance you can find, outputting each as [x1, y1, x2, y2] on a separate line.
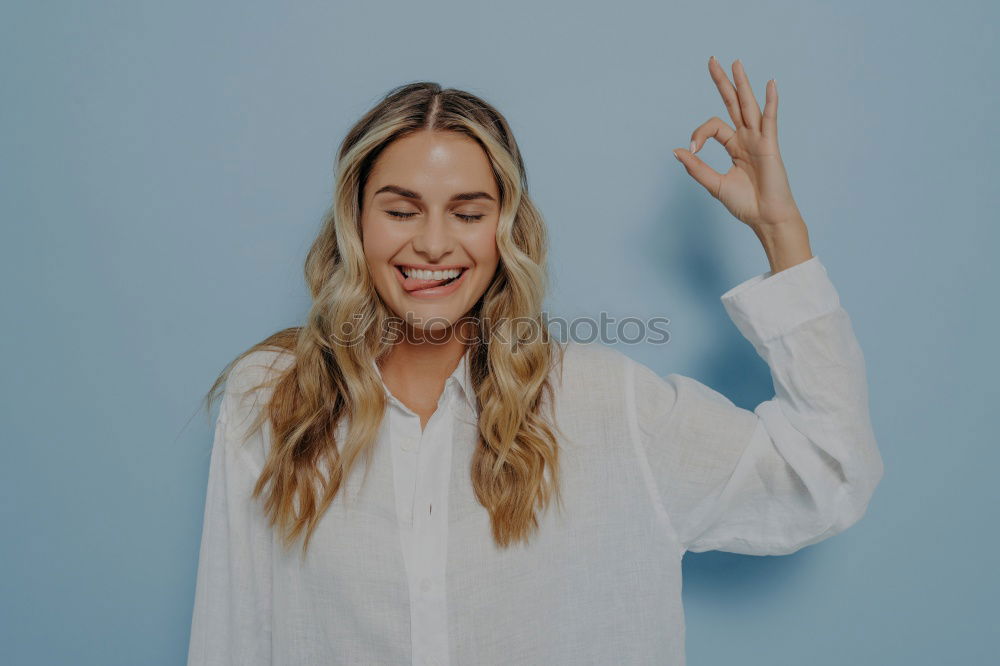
[410, 211, 456, 261]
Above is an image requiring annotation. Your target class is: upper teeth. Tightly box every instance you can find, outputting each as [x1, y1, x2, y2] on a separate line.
[401, 267, 463, 280]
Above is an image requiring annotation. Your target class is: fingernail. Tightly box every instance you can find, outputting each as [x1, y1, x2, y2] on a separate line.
[672, 150, 681, 161]
[689, 140, 697, 153]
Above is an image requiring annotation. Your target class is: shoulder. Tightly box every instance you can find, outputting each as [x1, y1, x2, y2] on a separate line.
[557, 342, 687, 426]
[555, 340, 683, 391]
[551, 340, 634, 395]
[227, 348, 295, 394]
[559, 339, 628, 369]
[221, 347, 296, 427]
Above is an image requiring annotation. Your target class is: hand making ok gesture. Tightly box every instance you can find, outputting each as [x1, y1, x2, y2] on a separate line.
[674, 57, 813, 272]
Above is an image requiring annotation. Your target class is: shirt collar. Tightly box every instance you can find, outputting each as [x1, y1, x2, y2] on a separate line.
[371, 349, 478, 416]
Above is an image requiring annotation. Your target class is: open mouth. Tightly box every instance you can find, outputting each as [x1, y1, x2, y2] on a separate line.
[395, 265, 469, 293]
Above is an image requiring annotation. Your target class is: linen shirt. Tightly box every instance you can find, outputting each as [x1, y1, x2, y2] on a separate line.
[187, 255, 885, 665]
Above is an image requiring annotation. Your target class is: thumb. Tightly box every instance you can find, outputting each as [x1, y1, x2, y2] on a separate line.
[673, 149, 722, 199]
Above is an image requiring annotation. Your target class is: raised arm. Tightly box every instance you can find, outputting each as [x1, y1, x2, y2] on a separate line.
[627, 256, 884, 555]
[626, 59, 884, 555]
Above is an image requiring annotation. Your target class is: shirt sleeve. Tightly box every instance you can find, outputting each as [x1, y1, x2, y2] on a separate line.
[187, 365, 274, 665]
[628, 256, 885, 556]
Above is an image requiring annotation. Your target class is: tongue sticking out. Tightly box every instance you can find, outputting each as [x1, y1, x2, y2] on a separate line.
[402, 271, 459, 291]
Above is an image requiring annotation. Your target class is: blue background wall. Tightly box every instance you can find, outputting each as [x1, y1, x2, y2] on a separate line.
[2, 1, 996, 664]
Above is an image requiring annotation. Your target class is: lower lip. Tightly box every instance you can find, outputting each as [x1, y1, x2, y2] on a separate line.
[396, 267, 470, 299]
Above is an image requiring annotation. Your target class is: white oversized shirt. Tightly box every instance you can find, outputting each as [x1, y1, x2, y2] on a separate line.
[187, 255, 885, 665]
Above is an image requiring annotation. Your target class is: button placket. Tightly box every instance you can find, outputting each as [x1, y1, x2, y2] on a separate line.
[400, 430, 419, 452]
[390, 407, 422, 529]
[379, 361, 465, 666]
[407, 391, 455, 666]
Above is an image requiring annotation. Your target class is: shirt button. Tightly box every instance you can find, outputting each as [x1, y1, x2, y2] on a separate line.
[420, 577, 432, 592]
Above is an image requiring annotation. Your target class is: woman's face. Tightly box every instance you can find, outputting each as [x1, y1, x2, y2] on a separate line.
[361, 130, 501, 335]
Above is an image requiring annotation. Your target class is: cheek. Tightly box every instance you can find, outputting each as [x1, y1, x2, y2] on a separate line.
[469, 226, 500, 268]
[361, 219, 397, 265]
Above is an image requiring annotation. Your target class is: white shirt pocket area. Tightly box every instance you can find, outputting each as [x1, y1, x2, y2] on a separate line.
[629, 256, 886, 556]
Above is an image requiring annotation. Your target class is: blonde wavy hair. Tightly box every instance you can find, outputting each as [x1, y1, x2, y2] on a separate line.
[204, 82, 567, 557]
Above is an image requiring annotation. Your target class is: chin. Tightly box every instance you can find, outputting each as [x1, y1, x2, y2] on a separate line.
[395, 305, 467, 331]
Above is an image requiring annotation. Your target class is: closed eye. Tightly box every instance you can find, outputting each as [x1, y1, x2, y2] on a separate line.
[385, 210, 485, 223]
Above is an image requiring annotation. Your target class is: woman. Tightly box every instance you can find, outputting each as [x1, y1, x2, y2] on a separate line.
[188, 57, 884, 665]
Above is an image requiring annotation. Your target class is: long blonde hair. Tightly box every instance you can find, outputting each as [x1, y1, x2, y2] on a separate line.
[204, 82, 566, 556]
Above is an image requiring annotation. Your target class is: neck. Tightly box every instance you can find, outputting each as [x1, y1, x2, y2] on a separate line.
[378, 318, 475, 390]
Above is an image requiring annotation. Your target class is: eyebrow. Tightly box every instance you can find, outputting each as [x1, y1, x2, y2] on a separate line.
[373, 184, 496, 202]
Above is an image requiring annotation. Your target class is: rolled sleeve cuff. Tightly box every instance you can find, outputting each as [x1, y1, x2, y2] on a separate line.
[720, 255, 841, 344]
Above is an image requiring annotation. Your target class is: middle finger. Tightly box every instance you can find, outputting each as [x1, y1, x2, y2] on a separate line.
[732, 59, 762, 130]
[708, 56, 745, 128]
